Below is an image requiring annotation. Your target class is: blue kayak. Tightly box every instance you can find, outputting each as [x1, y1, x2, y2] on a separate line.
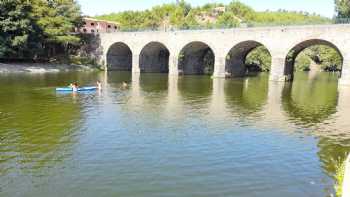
[56, 86, 98, 92]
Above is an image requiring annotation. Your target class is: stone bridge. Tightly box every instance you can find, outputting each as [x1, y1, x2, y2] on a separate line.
[99, 24, 350, 85]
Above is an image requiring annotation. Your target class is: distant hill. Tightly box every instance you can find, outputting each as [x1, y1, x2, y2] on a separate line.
[95, 1, 332, 31]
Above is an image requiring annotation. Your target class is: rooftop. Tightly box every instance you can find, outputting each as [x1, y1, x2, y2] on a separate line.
[83, 17, 120, 25]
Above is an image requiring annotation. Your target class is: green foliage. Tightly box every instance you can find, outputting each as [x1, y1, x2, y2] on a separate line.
[96, 0, 331, 31]
[334, 156, 347, 197]
[0, 0, 83, 60]
[32, 0, 82, 45]
[182, 10, 200, 29]
[69, 55, 97, 66]
[0, 0, 34, 57]
[97, 1, 191, 30]
[282, 72, 339, 124]
[216, 12, 240, 28]
[246, 44, 342, 73]
[252, 11, 330, 26]
[245, 46, 271, 72]
[315, 46, 343, 70]
[226, 1, 256, 22]
[295, 53, 312, 71]
[292, 45, 343, 72]
[335, 0, 350, 18]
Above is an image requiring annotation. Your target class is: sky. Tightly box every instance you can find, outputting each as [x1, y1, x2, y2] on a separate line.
[77, 0, 335, 18]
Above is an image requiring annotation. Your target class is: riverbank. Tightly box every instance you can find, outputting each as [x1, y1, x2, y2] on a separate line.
[0, 63, 99, 74]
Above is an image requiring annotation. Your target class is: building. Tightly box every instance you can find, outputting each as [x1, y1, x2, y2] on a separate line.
[213, 6, 226, 15]
[77, 17, 120, 34]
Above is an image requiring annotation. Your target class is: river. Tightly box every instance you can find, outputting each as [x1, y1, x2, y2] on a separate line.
[0, 71, 349, 197]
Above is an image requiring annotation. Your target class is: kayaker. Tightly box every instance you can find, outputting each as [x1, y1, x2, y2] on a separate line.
[97, 81, 102, 90]
[71, 82, 78, 92]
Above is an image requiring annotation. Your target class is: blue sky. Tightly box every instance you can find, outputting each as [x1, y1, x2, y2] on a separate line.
[77, 0, 335, 18]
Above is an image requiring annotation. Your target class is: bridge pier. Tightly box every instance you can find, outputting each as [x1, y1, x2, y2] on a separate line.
[340, 57, 350, 85]
[169, 55, 179, 76]
[340, 70, 350, 85]
[213, 56, 226, 78]
[132, 54, 140, 73]
[269, 56, 287, 82]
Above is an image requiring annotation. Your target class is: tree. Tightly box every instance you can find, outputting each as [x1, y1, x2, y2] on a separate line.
[182, 10, 200, 29]
[216, 12, 240, 28]
[227, 1, 256, 21]
[0, 0, 34, 58]
[177, 0, 191, 16]
[335, 0, 350, 18]
[96, 0, 329, 30]
[31, 0, 83, 56]
[245, 46, 271, 72]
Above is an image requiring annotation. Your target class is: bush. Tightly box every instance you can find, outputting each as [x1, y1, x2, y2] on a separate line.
[334, 156, 347, 197]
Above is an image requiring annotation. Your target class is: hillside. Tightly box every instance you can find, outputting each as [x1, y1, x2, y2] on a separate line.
[95, 1, 332, 31]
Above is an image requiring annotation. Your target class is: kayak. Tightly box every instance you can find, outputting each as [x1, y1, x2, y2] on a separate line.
[56, 86, 98, 92]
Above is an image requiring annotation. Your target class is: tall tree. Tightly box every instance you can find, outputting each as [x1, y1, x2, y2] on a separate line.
[335, 0, 350, 18]
[227, 1, 256, 22]
[0, 0, 34, 58]
[31, 0, 83, 56]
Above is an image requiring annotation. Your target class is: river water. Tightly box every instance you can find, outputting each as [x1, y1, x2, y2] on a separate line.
[0, 71, 349, 197]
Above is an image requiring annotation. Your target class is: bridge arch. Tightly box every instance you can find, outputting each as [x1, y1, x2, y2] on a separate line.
[106, 42, 132, 71]
[225, 41, 271, 77]
[178, 41, 215, 75]
[139, 41, 170, 73]
[284, 39, 344, 80]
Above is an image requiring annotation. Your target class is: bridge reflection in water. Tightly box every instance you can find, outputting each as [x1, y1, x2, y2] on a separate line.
[123, 71, 350, 183]
[123, 72, 346, 134]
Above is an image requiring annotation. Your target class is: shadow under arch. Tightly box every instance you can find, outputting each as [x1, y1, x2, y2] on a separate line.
[178, 41, 215, 75]
[281, 73, 339, 126]
[224, 73, 269, 116]
[106, 42, 132, 71]
[284, 39, 344, 80]
[225, 41, 272, 78]
[139, 42, 170, 73]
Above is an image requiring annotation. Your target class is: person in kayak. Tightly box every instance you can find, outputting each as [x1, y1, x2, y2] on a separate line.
[70, 82, 78, 92]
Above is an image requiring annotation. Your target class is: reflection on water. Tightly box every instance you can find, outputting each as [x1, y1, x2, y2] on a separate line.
[282, 73, 339, 127]
[140, 73, 169, 92]
[224, 73, 269, 118]
[317, 137, 350, 178]
[0, 71, 349, 197]
[178, 75, 213, 105]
